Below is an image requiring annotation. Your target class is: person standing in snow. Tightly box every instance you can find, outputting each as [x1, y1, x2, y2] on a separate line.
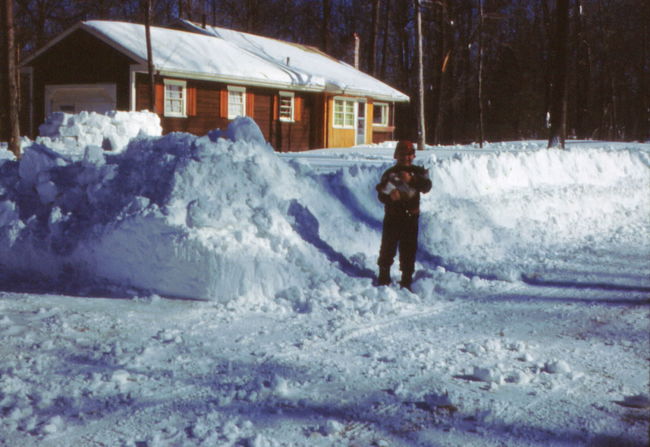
[376, 140, 431, 290]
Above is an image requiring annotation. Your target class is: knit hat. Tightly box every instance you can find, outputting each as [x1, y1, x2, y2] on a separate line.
[394, 140, 415, 158]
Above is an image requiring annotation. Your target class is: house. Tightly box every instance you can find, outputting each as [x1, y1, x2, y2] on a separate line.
[19, 20, 409, 152]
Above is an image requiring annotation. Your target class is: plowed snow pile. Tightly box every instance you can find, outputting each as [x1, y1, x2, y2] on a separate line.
[1, 114, 649, 302]
[0, 117, 370, 302]
[0, 112, 648, 447]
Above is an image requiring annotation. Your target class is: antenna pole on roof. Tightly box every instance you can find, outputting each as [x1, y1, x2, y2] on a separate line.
[353, 32, 360, 69]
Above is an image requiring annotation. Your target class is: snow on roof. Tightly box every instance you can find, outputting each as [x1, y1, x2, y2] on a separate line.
[82, 20, 320, 89]
[81, 20, 408, 102]
[180, 20, 409, 102]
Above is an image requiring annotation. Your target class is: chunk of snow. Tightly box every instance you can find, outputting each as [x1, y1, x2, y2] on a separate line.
[544, 359, 572, 374]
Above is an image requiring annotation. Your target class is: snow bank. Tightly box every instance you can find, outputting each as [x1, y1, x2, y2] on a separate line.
[37, 110, 162, 155]
[1, 110, 648, 300]
[416, 146, 650, 279]
[0, 117, 367, 302]
[307, 142, 650, 284]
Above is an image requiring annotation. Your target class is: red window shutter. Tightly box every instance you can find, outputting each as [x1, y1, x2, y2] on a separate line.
[155, 83, 164, 114]
[187, 86, 197, 116]
[273, 95, 279, 120]
[220, 89, 229, 118]
[294, 96, 302, 121]
[246, 92, 255, 117]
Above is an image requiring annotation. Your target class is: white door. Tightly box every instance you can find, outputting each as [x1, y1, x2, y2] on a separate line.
[45, 84, 117, 115]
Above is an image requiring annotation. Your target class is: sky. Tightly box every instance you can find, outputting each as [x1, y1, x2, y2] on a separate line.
[0, 111, 648, 446]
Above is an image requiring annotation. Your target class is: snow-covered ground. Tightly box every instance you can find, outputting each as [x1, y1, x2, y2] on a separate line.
[0, 112, 648, 447]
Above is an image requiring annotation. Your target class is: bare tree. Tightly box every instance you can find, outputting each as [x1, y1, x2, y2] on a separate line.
[15, 0, 63, 51]
[414, 0, 426, 149]
[477, 0, 484, 148]
[322, 0, 331, 53]
[368, 0, 380, 76]
[433, 0, 451, 145]
[573, 0, 590, 139]
[642, 0, 650, 141]
[392, 0, 412, 90]
[2, 0, 21, 157]
[145, 0, 156, 112]
[379, 0, 391, 78]
[7, 0, 647, 145]
[547, 0, 569, 148]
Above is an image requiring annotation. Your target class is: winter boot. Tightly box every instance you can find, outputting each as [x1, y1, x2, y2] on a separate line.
[377, 266, 391, 286]
[400, 271, 413, 291]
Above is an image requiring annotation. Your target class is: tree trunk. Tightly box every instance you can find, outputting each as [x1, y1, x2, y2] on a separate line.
[540, 0, 553, 134]
[573, 0, 590, 139]
[477, 0, 485, 148]
[642, 0, 650, 141]
[380, 0, 391, 78]
[368, 0, 380, 76]
[322, 0, 331, 53]
[245, 0, 256, 32]
[3, 0, 21, 157]
[459, 1, 472, 143]
[434, 1, 450, 145]
[145, 0, 156, 112]
[414, 0, 426, 149]
[547, 0, 569, 148]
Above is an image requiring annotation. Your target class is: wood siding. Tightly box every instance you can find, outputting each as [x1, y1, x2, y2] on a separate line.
[136, 74, 317, 151]
[25, 29, 135, 137]
[372, 130, 394, 143]
[22, 27, 394, 151]
[254, 91, 273, 142]
[371, 101, 396, 144]
[274, 93, 312, 152]
[136, 74, 229, 135]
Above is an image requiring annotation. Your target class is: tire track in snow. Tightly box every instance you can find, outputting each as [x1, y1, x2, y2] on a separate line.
[331, 304, 445, 345]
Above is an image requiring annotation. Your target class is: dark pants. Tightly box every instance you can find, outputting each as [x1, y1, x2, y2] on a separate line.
[378, 212, 419, 275]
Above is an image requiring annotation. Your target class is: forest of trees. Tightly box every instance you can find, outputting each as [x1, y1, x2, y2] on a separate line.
[2, 0, 649, 147]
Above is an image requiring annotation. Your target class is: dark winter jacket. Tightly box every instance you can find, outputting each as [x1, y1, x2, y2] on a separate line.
[376, 165, 432, 217]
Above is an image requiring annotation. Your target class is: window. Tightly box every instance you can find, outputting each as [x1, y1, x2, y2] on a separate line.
[333, 98, 355, 128]
[228, 86, 246, 119]
[373, 102, 389, 127]
[164, 79, 186, 117]
[279, 91, 294, 121]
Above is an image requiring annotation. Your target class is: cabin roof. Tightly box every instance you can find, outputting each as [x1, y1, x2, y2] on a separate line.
[23, 20, 409, 103]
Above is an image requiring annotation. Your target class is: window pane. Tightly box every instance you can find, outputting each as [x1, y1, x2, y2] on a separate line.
[373, 104, 387, 125]
[334, 99, 356, 128]
[346, 101, 355, 126]
[334, 100, 343, 126]
[280, 95, 293, 120]
[229, 90, 244, 117]
[165, 84, 185, 116]
[168, 85, 182, 99]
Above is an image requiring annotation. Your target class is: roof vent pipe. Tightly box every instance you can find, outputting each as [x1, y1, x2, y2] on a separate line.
[353, 32, 360, 69]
